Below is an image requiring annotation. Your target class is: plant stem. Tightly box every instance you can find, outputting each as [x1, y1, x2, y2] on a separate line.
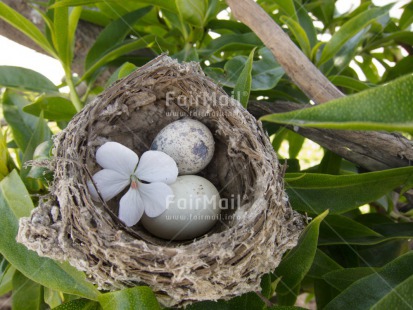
[65, 69, 83, 112]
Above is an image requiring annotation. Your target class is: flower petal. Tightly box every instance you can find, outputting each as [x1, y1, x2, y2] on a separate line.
[136, 151, 178, 184]
[87, 169, 129, 201]
[119, 187, 145, 227]
[96, 142, 139, 176]
[139, 182, 173, 217]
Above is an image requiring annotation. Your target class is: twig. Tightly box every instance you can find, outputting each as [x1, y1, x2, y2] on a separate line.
[226, 0, 344, 103]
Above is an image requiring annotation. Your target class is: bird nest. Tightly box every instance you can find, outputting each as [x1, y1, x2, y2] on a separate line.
[18, 55, 305, 307]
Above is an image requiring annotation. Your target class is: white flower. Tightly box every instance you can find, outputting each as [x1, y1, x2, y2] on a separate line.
[87, 142, 178, 227]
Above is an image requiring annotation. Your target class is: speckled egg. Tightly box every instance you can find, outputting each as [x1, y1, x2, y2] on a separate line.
[141, 175, 221, 241]
[150, 118, 215, 175]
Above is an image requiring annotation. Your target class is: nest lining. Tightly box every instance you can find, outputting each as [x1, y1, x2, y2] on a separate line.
[18, 55, 305, 307]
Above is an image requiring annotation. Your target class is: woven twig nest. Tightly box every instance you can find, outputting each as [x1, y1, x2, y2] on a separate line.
[18, 55, 305, 307]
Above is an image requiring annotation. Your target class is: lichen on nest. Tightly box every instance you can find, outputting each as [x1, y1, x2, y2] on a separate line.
[17, 54, 305, 307]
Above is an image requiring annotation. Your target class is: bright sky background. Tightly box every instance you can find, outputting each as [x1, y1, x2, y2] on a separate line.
[0, 0, 410, 85]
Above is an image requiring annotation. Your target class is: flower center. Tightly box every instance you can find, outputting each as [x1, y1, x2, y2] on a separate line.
[130, 175, 139, 189]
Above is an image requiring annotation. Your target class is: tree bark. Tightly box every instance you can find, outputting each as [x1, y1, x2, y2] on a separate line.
[248, 101, 413, 171]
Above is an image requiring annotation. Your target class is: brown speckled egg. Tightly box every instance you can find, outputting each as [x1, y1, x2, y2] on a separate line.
[151, 118, 215, 174]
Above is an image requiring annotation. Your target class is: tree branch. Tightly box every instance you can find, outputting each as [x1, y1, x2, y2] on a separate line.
[249, 101, 413, 171]
[226, 0, 344, 104]
[228, 0, 413, 171]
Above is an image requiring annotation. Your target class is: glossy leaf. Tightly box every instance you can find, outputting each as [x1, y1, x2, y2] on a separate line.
[285, 167, 413, 214]
[51, 4, 69, 65]
[186, 292, 265, 310]
[328, 75, 370, 92]
[261, 74, 413, 132]
[320, 217, 413, 245]
[307, 249, 343, 279]
[23, 96, 77, 121]
[0, 265, 15, 296]
[383, 55, 413, 82]
[274, 211, 328, 304]
[399, 1, 413, 30]
[2, 90, 38, 152]
[176, 0, 206, 28]
[323, 267, 376, 291]
[85, 6, 152, 70]
[319, 215, 382, 245]
[318, 5, 392, 66]
[234, 48, 255, 108]
[44, 287, 63, 308]
[53, 298, 100, 310]
[12, 270, 43, 310]
[324, 252, 413, 310]
[0, 131, 9, 181]
[50, 0, 176, 12]
[19, 114, 52, 191]
[0, 66, 58, 93]
[105, 62, 137, 87]
[0, 2, 55, 56]
[98, 286, 160, 310]
[82, 34, 155, 80]
[0, 170, 100, 300]
[202, 32, 262, 56]
[280, 16, 311, 57]
[206, 47, 284, 91]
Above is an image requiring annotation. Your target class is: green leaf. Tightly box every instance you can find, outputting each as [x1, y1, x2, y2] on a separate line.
[0, 265, 15, 296]
[0, 2, 55, 56]
[234, 48, 255, 108]
[0, 130, 9, 181]
[0, 170, 100, 300]
[285, 167, 413, 214]
[383, 55, 413, 82]
[68, 7, 82, 50]
[324, 252, 413, 310]
[268, 307, 307, 310]
[313, 279, 339, 309]
[52, 4, 70, 67]
[323, 267, 376, 291]
[12, 270, 43, 310]
[176, 0, 207, 28]
[44, 287, 63, 308]
[274, 211, 328, 304]
[280, 16, 311, 58]
[98, 286, 160, 310]
[261, 74, 413, 132]
[2, 90, 38, 152]
[202, 32, 262, 56]
[51, 0, 176, 12]
[328, 75, 370, 92]
[0, 66, 58, 93]
[18, 113, 52, 192]
[307, 249, 343, 279]
[85, 6, 152, 70]
[82, 34, 155, 81]
[318, 5, 392, 66]
[319, 215, 382, 245]
[399, 1, 413, 30]
[319, 216, 413, 245]
[206, 48, 284, 91]
[23, 96, 77, 121]
[186, 292, 265, 310]
[53, 298, 100, 310]
[105, 62, 137, 87]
